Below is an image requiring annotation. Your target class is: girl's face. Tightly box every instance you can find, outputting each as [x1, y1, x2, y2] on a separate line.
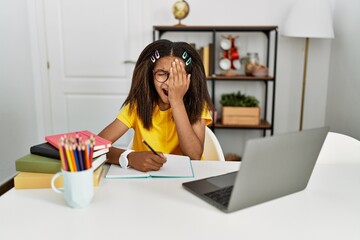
[152, 56, 185, 110]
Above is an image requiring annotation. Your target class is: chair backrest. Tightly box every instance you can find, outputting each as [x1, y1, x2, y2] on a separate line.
[203, 126, 225, 161]
[127, 139, 133, 150]
[126, 126, 225, 161]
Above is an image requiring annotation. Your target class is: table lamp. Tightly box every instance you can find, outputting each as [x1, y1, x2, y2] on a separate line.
[282, 0, 334, 130]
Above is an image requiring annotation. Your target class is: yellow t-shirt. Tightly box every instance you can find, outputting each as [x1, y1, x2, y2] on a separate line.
[117, 104, 212, 155]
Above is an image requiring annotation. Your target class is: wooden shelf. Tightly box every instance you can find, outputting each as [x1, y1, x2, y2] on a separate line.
[214, 119, 271, 130]
[153, 25, 278, 136]
[153, 25, 278, 33]
[206, 74, 274, 81]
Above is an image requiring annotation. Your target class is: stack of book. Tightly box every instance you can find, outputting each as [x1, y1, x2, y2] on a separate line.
[14, 130, 111, 189]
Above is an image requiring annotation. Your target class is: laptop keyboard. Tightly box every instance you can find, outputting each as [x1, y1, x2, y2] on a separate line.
[204, 186, 233, 207]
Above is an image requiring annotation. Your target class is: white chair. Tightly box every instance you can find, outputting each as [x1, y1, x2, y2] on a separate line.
[126, 126, 225, 161]
[203, 126, 225, 161]
[127, 139, 133, 150]
[317, 132, 360, 164]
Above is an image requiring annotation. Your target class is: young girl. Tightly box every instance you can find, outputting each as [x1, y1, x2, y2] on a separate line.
[98, 39, 214, 172]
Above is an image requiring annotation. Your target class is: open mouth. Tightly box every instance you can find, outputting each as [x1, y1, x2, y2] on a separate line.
[162, 89, 168, 96]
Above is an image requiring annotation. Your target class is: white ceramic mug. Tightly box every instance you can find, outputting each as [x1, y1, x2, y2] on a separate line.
[51, 168, 94, 208]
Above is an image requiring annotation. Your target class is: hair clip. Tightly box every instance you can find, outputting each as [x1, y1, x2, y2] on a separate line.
[182, 51, 192, 65]
[185, 57, 192, 66]
[155, 50, 160, 59]
[182, 51, 188, 59]
[150, 50, 160, 63]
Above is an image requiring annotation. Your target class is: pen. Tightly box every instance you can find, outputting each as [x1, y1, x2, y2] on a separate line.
[142, 139, 161, 157]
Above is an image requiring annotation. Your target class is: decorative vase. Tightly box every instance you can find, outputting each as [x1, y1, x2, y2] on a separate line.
[242, 52, 259, 76]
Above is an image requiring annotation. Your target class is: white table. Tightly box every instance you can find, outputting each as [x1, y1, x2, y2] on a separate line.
[1, 132, 359, 240]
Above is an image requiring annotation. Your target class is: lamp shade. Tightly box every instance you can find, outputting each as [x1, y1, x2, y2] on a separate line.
[282, 0, 334, 39]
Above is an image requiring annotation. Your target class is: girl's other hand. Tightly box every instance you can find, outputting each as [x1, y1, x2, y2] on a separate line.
[127, 151, 167, 172]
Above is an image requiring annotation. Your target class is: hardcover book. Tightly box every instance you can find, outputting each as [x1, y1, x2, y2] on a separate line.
[15, 154, 61, 174]
[14, 165, 104, 189]
[30, 142, 60, 159]
[202, 45, 210, 77]
[30, 142, 109, 160]
[15, 153, 107, 174]
[45, 130, 111, 151]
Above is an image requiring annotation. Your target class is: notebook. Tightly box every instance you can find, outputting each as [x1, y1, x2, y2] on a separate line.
[106, 154, 193, 179]
[182, 127, 329, 213]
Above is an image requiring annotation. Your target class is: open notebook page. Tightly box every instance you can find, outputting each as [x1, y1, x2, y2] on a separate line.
[105, 154, 193, 178]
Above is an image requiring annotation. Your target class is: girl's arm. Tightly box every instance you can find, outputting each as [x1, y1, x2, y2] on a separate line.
[98, 119, 167, 171]
[173, 105, 206, 160]
[168, 59, 205, 160]
[98, 119, 129, 165]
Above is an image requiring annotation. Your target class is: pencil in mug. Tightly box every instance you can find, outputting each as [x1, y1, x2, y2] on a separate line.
[66, 142, 77, 172]
[70, 144, 80, 171]
[88, 135, 94, 168]
[58, 139, 68, 171]
[81, 143, 89, 170]
[84, 141, 91, 169]
[76, 145, 84, 171]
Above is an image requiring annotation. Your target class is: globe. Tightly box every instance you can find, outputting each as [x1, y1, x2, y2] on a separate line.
[172, 0, 190, 25]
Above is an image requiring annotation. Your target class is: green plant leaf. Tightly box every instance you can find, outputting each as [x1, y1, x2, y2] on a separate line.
[220, 91, 259, 107]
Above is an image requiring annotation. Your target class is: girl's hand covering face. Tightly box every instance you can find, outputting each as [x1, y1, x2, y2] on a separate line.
[167, 59, 191, 106]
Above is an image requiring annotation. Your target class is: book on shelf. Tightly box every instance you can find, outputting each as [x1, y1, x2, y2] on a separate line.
[15, 153, 107, 174]
[45, 130, 111, 151]
[202, 44, 210, 77]
[208, 43, 214, 76]
[14, 165, 105, 189]
[197, 43, 214, 77]
[105, 154, 193, 179]
[30, 142, 109, 160]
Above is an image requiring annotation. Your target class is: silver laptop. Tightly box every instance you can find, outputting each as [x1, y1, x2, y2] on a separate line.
[183, 127, 329, 213]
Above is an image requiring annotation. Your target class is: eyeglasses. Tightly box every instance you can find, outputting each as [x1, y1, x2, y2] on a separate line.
[153, 70, 170, 83]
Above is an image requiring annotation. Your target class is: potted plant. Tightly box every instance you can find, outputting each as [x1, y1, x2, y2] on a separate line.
[220, 91, 260, 125]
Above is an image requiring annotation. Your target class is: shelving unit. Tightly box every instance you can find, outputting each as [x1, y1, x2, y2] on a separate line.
[153, 25, 278, 137]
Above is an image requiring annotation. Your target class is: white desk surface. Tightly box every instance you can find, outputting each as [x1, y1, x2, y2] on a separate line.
[1, 132, 359, 240]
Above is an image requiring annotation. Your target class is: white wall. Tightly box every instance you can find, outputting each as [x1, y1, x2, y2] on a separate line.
[326, 0, 360, 140]
[0, 0, 39, 184]
[1, 0, 360, 184]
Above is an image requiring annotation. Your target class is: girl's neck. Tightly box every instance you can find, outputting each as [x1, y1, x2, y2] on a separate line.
[157, 101, 171, 111]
